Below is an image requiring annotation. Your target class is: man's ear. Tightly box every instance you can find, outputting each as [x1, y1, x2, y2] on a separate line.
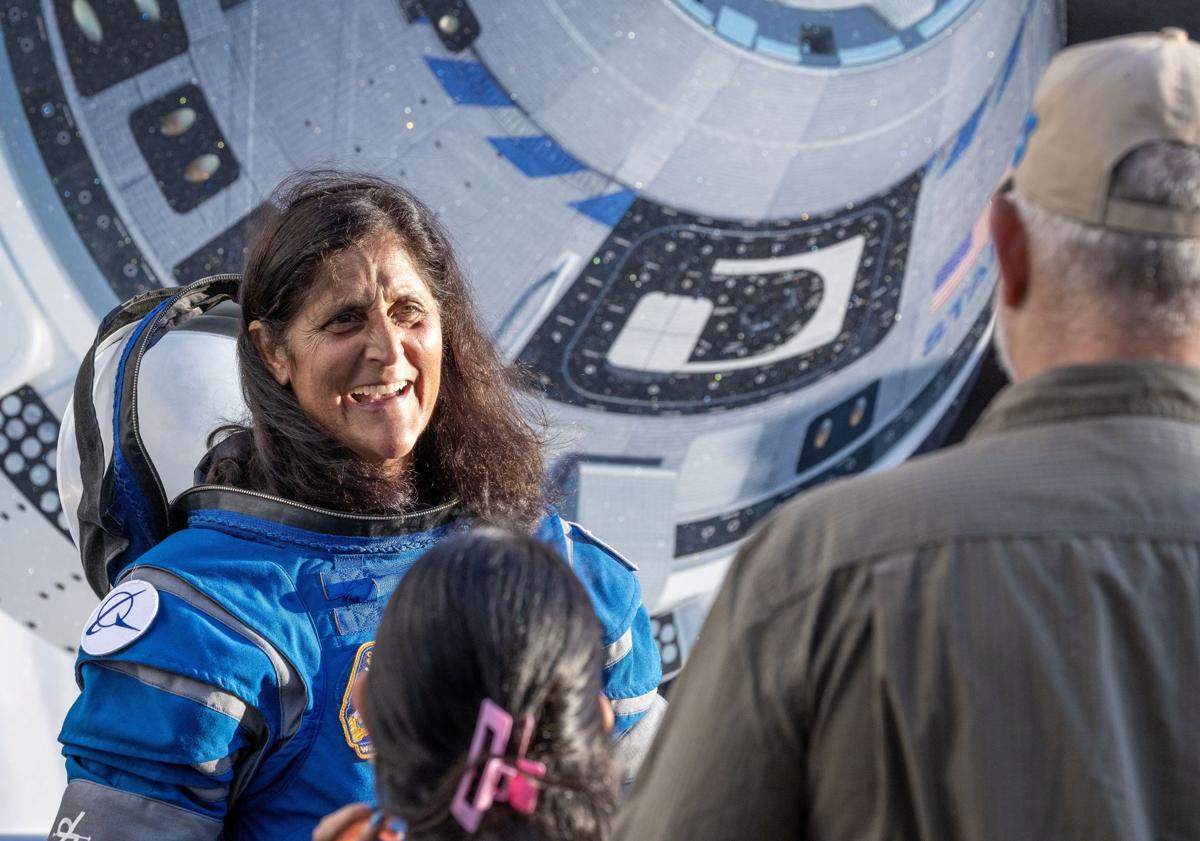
[248, 320, 291, 386]
[990, 191, 1031, 309]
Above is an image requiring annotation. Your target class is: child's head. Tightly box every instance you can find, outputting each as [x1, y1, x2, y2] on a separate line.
[363, 528, 617, 840]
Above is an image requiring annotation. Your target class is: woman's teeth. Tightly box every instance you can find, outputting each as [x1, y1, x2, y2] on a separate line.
[350, 382, 409, 402]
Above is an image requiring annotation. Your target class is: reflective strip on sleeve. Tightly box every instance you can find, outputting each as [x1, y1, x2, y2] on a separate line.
[94, 660, 268, 805]
[608, 688, 659, 719]
[614, 693, 668, 786]
[51, 779, 222, 841]
[127, 567, 306, 740]
[560, 517, 575, 567]
[564, 520, 638, 571]
[96, 660, 266, 736]
[603, 628, 633, 669]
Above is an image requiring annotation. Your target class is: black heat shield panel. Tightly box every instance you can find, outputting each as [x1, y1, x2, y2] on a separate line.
[130, 83, 240, 214]
[51, 0, 188, 97]
[518, 170, 921, 416]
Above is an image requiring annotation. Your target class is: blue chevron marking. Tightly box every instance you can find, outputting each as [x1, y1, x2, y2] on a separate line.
[994, 21, 1026, 103]
[426, 58, 513, 107]
[570, 190, 637, 227]
[1012, 113, 1038, 167]
[940, 98, 987, 176]
[489, 136, 587, 178]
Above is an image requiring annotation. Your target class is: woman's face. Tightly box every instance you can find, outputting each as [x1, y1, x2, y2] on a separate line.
[253, 232, 443, 476]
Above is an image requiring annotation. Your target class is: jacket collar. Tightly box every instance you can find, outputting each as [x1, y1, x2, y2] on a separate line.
[971, 360, 1200, 440]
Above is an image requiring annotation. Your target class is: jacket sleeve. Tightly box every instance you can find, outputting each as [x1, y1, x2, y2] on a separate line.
[50, 570, 288, 840]
[539, 514, 665, 736]
[612, 514, 810, 841]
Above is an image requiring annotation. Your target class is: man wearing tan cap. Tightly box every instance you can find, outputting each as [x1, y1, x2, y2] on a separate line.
[616, 30, 1200, 841]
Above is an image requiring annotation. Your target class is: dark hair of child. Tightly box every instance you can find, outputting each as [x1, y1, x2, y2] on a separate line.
[364, 529, 618, 841]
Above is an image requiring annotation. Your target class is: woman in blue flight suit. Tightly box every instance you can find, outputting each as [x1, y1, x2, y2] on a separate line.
[50, 173, 663, 841]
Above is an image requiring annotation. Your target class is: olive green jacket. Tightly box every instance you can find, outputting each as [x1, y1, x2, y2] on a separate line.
[616, 361, 1200, 841]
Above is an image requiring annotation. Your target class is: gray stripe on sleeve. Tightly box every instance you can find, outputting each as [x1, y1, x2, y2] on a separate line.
[51, 779, 222, 841]
[94, 661, 265, 736]
[93, 660, 268, 802]
[609, 688, 659, 718]
[615, 693, 669, 788]
[603, 628, 634, 669]
[127, 567, 307, 741]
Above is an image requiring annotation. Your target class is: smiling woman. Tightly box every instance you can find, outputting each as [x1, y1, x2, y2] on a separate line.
[49, 173, 664, 841]
[206, 173, 544, 522]
[250, 232, 444, 475]
[253, 234, 444, 476]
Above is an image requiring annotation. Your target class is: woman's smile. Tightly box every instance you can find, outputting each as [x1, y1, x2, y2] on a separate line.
[348, 381, 412, 403]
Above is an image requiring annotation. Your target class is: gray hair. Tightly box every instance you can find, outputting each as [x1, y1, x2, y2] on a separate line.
[1011, 142, 1200, 340]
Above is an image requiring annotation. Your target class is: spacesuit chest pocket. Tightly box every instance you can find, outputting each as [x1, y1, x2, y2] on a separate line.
[320, 558, 413, 640]
[331, 600, 387, 636]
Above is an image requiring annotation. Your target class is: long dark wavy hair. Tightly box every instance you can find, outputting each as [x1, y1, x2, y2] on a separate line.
[207, 172, 545, 526]
[366, 530, 618, 841]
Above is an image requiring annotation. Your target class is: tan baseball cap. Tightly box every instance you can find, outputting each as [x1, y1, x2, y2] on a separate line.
[1012, 27, 1200, 237]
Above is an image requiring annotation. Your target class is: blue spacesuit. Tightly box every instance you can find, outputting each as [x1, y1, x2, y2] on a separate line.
[51, 486, 662, 840]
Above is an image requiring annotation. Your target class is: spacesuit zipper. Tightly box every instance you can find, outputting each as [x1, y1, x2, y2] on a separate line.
[129, 273, 244, 518]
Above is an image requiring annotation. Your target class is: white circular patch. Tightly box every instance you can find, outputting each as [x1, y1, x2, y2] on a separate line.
[80, 579, 160, 656]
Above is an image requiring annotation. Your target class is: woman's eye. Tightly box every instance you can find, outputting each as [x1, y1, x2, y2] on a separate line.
[394, 305, 424, 323]
[326, 312, 361, 330]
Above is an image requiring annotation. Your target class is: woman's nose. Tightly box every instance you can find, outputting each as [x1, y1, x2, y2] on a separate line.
[364, 319, 405, 365]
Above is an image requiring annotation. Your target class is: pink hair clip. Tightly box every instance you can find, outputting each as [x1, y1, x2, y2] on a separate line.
[450, 698, 547, 833]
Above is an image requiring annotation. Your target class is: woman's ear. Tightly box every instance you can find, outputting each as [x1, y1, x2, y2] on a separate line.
[248, 320, 291, 386]
[599, 694, 614, 734]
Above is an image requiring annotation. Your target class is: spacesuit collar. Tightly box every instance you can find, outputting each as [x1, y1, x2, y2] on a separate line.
[170, 484, 461, 538]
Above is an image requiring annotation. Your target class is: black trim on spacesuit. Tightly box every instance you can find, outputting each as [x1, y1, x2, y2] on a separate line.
[116, 278, 242, 559]
[70, 276, 242, 595]
[73, 285, 183, 596]
[171, 485, 462, 538]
